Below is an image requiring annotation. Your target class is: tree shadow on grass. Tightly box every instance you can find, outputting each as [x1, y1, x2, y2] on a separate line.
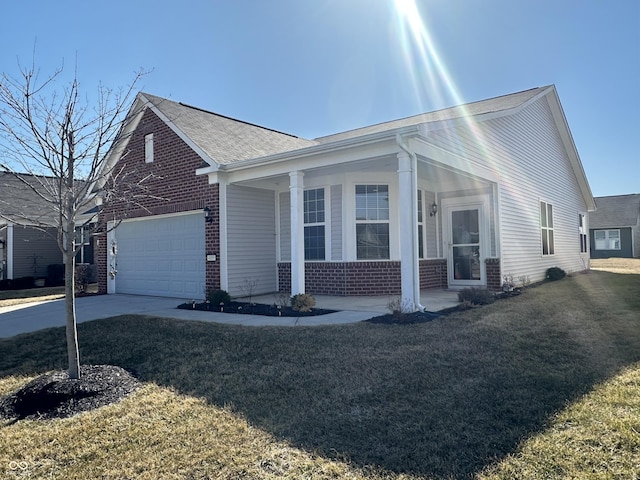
[1, 273, 639, 478]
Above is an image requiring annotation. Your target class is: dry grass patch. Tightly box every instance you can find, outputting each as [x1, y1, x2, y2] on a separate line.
[0, 270, 639, 478]
[479, 363, 640, 479]
[0, 379, 404, 480]
[591, 257, 640, 275]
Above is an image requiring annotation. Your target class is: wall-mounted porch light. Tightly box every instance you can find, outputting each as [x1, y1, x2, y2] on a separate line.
[429, 202, 438, 217]
[203, 206, 214, 223]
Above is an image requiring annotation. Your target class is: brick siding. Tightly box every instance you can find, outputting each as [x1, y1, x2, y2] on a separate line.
[278, 259, 448, 296]
[484, 257, 502, 291]
[97, 107, 220, 294]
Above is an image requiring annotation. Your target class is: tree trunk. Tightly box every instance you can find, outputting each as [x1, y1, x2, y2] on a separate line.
[64, 235, 80, 380]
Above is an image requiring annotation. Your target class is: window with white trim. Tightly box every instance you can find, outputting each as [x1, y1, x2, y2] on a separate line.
[356, 185, 389, 259]
[578, 213, 588, 253]
[540, 201, 554, 255]
[594, 229, 620, 250]
[304, 188, 325, 260]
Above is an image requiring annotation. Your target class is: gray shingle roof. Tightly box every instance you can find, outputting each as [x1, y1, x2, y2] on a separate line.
[314, 86, 549, 144]
[590, 194, 640, 228]
[0, 171, 61, 226]
[141, 93, 318, 165]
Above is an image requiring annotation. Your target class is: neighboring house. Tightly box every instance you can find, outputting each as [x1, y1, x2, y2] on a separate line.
[589, 194, 640, 259]
[0, 172, 95, 284]
[98, 85, 595, 310]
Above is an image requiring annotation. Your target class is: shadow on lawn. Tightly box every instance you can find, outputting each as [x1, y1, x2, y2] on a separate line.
[1, 271, 639, 479]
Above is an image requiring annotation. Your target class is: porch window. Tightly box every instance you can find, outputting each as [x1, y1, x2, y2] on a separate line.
[578, 213, 588, 253]
[356, 185, 389, 259]
[304, 188, 325, 260]
[417, 190, 424, 259]
[594, 229, 620, 250]
[540, 201, 554, 255]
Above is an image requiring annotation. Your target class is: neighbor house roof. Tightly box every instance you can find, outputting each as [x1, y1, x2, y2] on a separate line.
[590, 194, 640, 229]
[0, 171, 61, 226]
[140, 93, 317, 165]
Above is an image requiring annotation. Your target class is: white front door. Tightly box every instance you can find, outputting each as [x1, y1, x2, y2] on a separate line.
[443, 196, 488, 288]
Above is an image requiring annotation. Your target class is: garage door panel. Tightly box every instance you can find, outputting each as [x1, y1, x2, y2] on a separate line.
[115, 213, 205, 299]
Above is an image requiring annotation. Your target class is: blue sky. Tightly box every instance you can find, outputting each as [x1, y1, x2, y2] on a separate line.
[1, 0, 638, 197]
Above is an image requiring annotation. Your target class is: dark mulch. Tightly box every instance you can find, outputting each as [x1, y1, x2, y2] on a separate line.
[178, 301, 336, 317]
[365, 310, 446, 324]
[0, 365, 140, 421]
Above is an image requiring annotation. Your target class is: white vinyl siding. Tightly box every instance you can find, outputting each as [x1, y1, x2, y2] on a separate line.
[427, 96, 590, 281]
[227, 185, 277, 296]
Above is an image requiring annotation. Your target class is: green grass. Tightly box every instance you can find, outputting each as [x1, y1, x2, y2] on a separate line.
[0, 268, 639, 479]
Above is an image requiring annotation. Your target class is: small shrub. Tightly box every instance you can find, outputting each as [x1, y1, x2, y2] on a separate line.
[387, 297, 414, 318]
[207, 289, 231, 305]
[457, 287, 495, 306]
[74, 264, 91, 294]
[546, 267, 566, 281]
[291, 293, 316, 312]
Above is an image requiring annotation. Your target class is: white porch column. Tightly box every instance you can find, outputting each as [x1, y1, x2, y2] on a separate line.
[289, 171, 305, 295]
[397, 152, 418, 311]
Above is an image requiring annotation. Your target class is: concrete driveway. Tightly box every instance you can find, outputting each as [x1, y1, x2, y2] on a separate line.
[0, 294, 381, 338]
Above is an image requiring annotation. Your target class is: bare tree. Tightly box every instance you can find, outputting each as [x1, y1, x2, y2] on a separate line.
[0, 57, 150, 379]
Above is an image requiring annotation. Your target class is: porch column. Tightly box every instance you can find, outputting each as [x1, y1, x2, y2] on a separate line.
[289, 171, 305, 295]
[397, 152, 418, 311]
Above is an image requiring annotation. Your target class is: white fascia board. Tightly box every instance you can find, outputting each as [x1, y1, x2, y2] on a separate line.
[543, 89, 596, 212]
[409, 136, 500, 183]
[417, 87, 553, 136]
[218, 126, 419, 184]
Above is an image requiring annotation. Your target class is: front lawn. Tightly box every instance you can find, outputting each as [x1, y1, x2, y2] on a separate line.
[0, 268, 639, 479]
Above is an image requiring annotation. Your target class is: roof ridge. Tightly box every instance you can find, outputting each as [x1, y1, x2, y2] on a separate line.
[314, 85, 551, 141]
[171, 99, 304, 140]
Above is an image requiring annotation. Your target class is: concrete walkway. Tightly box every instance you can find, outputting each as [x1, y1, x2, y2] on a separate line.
[0, 290, 460, 338]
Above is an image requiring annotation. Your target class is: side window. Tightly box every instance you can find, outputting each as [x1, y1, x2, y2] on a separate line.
[594, 229, 620, 250]
[417, 190, 424, 259]
[578, 213, 587, 253]
[540, 201, 554, 255]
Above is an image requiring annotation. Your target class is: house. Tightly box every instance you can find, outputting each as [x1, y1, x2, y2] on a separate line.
[98, 85, 595, 310]
[0, 171, 95, 286]
[589, 194, 640, 259]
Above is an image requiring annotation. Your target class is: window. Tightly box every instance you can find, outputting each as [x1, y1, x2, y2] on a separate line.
[594, 229, 620, 250]
[578, 214, 588, 253]
[540, 201, 554, 255]
[417, 190, 424, 259]
[304, 188, 325, 260]
[144, 133, 154, 163]
[74, 226, 94, 264]
[356, 185, 389, 259]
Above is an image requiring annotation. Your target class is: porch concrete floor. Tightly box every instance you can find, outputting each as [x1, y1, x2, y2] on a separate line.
[240, 288, 461, 314]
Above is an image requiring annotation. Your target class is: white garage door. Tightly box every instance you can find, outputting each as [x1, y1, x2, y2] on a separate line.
[114, 213, 205, 299]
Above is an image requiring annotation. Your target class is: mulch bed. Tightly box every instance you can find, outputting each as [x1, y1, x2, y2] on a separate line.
[0, 365, 140, 421]
[178, 301, 336, 317]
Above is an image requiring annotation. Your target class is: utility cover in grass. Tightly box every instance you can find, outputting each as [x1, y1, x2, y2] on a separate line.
[0, 365, 140, 421]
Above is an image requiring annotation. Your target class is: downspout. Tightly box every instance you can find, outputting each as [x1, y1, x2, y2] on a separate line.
[396, 135, 426, 312]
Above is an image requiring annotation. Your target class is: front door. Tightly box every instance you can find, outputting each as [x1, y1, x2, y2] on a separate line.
[448, 207, 483, 286]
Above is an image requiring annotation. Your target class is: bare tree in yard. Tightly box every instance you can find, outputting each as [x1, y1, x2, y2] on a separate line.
[0, 58, 150, 379]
